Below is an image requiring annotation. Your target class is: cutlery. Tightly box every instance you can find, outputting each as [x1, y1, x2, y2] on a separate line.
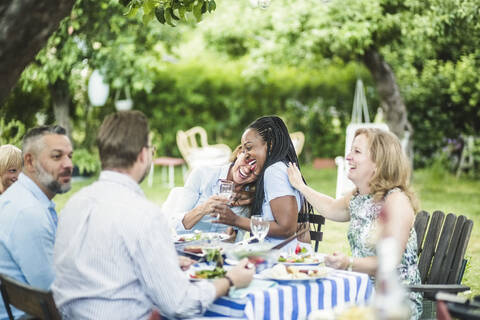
[270, 226, 309, 250]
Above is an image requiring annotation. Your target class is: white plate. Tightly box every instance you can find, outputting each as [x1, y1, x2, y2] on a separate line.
[225, 243, 272, 261]
[185, 263, 230, 281]
[277, 253, 326, 266]
[182, 245, 223, 258]
[257, 265, 331, 283]
[174, 232, 231, 244]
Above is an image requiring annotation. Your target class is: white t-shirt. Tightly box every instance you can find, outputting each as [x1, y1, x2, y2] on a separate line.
[261, 161, 308, 251]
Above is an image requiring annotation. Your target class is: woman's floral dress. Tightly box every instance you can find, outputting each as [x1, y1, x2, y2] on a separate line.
[347, 188, 423, 319]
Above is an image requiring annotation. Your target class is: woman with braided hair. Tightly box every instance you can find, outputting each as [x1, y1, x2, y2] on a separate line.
[215, 116, 313, 251]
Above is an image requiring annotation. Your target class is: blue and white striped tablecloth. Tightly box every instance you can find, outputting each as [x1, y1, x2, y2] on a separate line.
[204, 269, 374, 320]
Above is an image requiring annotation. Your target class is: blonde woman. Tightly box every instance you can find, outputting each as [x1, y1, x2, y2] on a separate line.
[0, 144, 22, 194]
[287, 128, 422, 319]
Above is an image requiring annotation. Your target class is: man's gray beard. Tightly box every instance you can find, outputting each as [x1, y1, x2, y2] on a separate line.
[35, 161, 71, 195]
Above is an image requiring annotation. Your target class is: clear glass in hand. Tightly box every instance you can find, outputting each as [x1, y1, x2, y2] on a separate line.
[212, 180, 234, 220]
[250, 215, 270, 243]
[218, 180, 234, 203]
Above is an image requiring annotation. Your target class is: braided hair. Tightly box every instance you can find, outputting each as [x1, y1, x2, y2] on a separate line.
[247, 116, 313, 223]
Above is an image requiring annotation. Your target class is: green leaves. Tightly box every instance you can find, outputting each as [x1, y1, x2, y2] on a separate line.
[147, 0, 216, 26]
[205, 248, 224, 268]
[155, 6, 166, 24]
[0, 119, 25, 146]
[193, 1, 204, 21]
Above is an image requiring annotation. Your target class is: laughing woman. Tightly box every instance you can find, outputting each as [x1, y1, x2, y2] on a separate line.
[215, 116, 313, 251]
[166, 148, 258, 238]
[287, 128, 422, 319]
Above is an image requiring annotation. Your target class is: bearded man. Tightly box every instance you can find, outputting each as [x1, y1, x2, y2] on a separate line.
[0, 125, 73, 320]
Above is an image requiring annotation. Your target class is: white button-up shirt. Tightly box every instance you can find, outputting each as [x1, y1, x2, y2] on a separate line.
[52, 171, 215, 320]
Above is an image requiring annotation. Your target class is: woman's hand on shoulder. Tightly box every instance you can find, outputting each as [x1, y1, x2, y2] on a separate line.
[287, 162, 305, 190]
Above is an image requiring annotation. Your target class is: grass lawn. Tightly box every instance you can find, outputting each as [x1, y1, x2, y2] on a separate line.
[55, 164, 480, 296]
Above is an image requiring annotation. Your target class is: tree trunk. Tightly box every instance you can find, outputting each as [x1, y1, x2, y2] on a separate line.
[362, 48, 413, 139]
[50, 79, 72, 141]
[0, 0, 75, 104]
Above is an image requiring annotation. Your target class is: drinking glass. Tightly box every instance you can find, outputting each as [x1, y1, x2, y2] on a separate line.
[250, 215, 270, 243]
[218, 180, 234, 202]
[214, 180, 234, 219]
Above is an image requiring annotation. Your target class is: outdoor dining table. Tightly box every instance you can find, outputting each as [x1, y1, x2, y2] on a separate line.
[201, 268, 374, 319]
[176, 235, 374, 320]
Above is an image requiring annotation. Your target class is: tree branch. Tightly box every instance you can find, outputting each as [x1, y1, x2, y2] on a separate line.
[0, 0, 75, 104]
[362, 48, 412, 138]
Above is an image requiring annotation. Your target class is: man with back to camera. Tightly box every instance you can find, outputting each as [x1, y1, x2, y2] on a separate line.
[52, 110, 254, 319]
[0, 126, 73, 320]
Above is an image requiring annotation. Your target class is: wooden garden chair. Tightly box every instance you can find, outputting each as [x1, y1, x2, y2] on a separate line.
[308, 213, 325, 252]
[0, 274, 61, 320]
[289, 131, 305, 156]
[410, 210, 473, 318]
[176, 126, 231, 169]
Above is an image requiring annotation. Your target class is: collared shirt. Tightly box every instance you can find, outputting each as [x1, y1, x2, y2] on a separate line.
[0, 173, 58, 320]
[169, 164, 249, 235]
[52, 171, 216, 320]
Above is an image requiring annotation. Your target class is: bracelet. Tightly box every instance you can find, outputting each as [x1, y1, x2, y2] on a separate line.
[347, 257, 354, 272]
[224, 275, 235, 288]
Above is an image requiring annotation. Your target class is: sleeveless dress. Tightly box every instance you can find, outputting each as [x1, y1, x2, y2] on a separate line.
[347, 188, 423, 320]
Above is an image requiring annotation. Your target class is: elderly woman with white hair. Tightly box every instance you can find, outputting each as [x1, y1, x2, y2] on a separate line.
[0, 144, 22, 194]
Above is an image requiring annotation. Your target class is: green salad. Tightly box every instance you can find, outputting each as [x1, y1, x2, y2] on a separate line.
[192, 267, 226, 279]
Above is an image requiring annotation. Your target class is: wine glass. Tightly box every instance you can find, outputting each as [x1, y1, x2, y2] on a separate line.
[250, 215, 270, 244]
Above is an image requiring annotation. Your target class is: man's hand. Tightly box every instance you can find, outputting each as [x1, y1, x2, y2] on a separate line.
[178, 256, 195, 271]
[225, 258, 255, 289]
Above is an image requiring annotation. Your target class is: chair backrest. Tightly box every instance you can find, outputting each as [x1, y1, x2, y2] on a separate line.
[308, 213, 325, 252]
[176, 126, 209, 160]
[415, 211, 473, 286]
[414, 210, 430, 255]
[0, 274, 61, 320]
[177, 126, 232, 170]
[289, 132, 305, 156]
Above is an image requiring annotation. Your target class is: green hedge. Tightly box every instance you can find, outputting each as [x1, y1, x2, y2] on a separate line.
[133, 57, 371, 161]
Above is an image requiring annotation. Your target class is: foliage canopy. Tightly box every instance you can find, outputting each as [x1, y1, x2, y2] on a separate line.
[2, 0, 479, 173]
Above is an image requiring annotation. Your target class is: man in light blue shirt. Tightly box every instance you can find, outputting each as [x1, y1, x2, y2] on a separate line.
[0, 125, 73, 320]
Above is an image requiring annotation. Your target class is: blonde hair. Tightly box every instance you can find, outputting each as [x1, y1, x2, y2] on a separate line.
[354, 128, 419, 212]
[0, 144, 22, 176]
[229, 145, 242, 162]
